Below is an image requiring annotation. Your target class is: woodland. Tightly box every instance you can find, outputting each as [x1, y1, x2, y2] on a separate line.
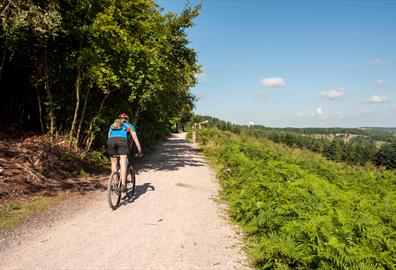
[0, 0, 200, 150]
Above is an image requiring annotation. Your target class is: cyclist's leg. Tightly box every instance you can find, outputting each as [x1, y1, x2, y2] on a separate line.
[110, 157, 118, 173]
[119, 155, 128, 186]
[107, 138, 118, 173]
[115, 137, 129, 187]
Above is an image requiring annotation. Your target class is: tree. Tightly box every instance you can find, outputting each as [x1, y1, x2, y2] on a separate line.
[0, 0, 200, 150]
[374, 143, 396, 169]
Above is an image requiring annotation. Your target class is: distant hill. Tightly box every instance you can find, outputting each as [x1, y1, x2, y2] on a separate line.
[360, 127, 396, 132]
[191, 115, 396, 169]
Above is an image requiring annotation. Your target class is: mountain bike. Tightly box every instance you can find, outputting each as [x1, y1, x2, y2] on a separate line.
[107, 154, 140, 210]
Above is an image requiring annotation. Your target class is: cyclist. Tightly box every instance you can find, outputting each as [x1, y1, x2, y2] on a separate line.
[107, 113, 143, 191]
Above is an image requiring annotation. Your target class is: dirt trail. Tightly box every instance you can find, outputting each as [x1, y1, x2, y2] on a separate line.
[0, 133, 250, 269]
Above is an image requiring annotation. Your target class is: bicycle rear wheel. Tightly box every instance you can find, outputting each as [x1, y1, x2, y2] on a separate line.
[107, 171, 121, 210]
[127, 166, 136, 198]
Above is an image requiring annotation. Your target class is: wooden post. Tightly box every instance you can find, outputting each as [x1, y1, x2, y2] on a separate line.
[192, 131, 196, 143]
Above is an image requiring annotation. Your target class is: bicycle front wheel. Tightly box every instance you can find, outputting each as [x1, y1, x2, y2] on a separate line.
[107, 171, 121, 210]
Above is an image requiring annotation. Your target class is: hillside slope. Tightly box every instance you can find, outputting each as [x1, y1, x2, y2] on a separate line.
[195, 128, 396, 269]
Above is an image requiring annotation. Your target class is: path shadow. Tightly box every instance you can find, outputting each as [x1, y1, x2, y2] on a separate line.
[119, 182, 155, 206]
[136, 134, 205, 172]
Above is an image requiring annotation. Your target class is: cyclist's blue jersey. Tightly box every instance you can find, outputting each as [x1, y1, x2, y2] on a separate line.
[108, 122, 136, 139]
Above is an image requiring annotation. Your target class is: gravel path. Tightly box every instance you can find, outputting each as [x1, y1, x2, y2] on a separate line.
[0, 133, 250, 270]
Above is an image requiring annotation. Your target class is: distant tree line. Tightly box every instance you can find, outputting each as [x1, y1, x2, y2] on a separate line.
[0, 0, 200, 150]
[192, 115, 396, 169]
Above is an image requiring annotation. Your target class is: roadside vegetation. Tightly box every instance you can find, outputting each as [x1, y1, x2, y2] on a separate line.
[195, 127, 396, 269]
[192, 115, 396, 169]
[0, 133, 107, 209]
[0, 196, 59, 230]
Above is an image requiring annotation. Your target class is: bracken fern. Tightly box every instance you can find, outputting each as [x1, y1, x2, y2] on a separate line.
[197, 128, 396, 269]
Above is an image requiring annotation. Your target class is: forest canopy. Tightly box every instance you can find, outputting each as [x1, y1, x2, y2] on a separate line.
[0, 0, 200, 150]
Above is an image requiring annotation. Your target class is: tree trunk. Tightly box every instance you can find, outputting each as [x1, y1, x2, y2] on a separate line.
[44, 46, 56, 139]
[37, 88, 44, 133]
[69, 67, 81, 146]
[84, 94, 108, 153]
[75, 87, 90, 148]
[68, 36, 84, 147]
[0, 48, 6, 81]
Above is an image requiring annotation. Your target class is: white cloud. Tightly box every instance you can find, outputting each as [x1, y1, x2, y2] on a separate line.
[369, 95, 388, 103]
[260, 77, 285, 87]
[371, 58, 384, 64]
[373, 79, 384, 86]
[320, 89, 344, 100]
[308, 108, 350, 120]
[311, 107, 333, 119]
[295, 112, 303, 117]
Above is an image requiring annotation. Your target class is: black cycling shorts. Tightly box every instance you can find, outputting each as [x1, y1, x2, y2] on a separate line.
[107, 137, 129, 156]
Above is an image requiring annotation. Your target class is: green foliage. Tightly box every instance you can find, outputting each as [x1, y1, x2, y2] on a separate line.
[1, 0, 62, 47]
[77, 168, 87, 177]
[192, 115, 396, 169]
[374, 143, 396, 169]
[197, 128, 396, 269]
[0, 0, 200, 149]
[87, 150, 109, 166]
[60, 150, 72, 161]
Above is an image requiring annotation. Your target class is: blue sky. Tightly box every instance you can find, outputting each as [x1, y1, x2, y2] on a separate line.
[158, 0, 396, 127]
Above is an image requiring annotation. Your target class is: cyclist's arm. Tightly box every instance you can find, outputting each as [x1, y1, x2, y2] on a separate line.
[128, 125, 142, 153]
[131, 131, 142, 153]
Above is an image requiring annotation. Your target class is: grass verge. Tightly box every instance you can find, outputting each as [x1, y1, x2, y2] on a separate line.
[0, 196, 60, 231]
